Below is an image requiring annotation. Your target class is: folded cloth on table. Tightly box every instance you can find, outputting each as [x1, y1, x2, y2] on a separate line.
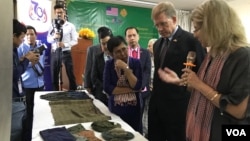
[73, 134, 88, 141]
[39, 127, 75, 141]
[102, 128, 134, 141]
[67, 124, 86, 134]
[77, 130, 102, 141]
[40, 91, 90, 101]
[50, 99, 111, 125]
[91, 120, 121, 132]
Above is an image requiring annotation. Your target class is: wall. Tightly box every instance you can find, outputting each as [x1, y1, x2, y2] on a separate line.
[229, 1, 250, 43]
[67, 0, 159, 48]
[0, 0, 12, 141]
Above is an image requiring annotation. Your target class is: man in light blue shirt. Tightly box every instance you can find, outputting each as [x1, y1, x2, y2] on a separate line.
[18, 25, 45, 141]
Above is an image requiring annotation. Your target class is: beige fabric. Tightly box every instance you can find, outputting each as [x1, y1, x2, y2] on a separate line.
[49, 99, 111, 125]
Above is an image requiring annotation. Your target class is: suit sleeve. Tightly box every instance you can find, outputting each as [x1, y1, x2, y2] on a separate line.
[141, 49, 151, 89]
[91, 54, 102, 90]
[103, 60, 115, 95]
[84, 47, 93, 88]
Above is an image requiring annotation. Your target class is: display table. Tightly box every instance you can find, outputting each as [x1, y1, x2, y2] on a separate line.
[32, 91, 148, 141]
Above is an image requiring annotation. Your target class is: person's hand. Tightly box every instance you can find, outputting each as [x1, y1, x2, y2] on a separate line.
[54, 32, 61, 40]
[57, 42, 65, 48]
[24, 51, 40, 65]
[158, 67, 181, 85]
[181, 68, 201, 88]
[115, 59, 127, 70]
[86, 88, 92, 94]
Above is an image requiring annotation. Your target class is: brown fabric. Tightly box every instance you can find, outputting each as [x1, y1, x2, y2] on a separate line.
[114, 68, 137, 106]
[49, 99, 111, 125]
[77, 130, 102, 141]
[186, 53, 228, 141]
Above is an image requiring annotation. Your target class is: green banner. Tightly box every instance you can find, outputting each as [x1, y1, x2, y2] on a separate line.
[67, 0, 158, 48]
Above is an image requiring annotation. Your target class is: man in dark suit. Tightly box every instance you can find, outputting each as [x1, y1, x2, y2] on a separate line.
[84, 27, 110, 93]
[91, 27, 113, 106]
[125, 27, 151, 134]
[148, 2, 206, 141]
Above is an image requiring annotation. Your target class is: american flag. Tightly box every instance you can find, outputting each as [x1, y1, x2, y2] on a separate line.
[106, 6, 118, 16]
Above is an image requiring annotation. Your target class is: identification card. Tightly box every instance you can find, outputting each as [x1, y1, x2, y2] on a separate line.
[18, 79, 23, 94]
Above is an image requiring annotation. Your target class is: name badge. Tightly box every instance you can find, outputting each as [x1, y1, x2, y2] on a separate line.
[18, 79, 23, 94]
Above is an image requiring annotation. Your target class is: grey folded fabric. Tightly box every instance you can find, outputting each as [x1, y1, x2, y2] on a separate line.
[40, 91, 90, 101]
[91, 120, 121, 132]
[67, 124, 86, 134]
[101, 128, 134, 141]
[49, 99, 111, 125]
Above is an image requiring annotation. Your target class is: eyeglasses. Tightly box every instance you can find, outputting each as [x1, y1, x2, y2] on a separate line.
[154, 21, 169, 28]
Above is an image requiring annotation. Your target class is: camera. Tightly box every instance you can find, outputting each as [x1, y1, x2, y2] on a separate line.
[33, 44, 47, 55]
[52, 15, 64, 42]
[52, 17, 64, 30]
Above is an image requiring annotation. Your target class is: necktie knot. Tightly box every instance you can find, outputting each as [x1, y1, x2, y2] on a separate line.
[132, 50, 137, 58]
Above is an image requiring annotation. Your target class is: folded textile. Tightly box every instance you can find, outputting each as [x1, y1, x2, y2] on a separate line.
[39, 127, 76, 141]
[101, 128, 134, 141]
[49, 99, 111, 125]
[77, 130, 102, 141]
[91, 120, 121, 132]
[73, 134, 88, 141]
[67, 124, 86, 134]
[40, 91, 90, 101]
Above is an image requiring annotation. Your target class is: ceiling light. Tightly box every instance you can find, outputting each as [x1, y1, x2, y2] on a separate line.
[119, 0, 157, 6]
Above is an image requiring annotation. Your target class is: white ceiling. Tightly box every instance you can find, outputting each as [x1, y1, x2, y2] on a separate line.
[94, 0, 249, 10]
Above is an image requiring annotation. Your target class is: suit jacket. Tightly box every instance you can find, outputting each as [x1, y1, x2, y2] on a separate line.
[91, 52, 105, 88]
[152, 26, 206, 100]
[91, 52, 109, 105]
[138, 47, 151, 98]
[84, 44, 102, 89]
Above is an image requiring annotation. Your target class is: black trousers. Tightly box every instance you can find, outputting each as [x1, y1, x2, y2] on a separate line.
[23, 86, 44, 141]
[51, 49, 77, 91]
[148, 98, 189, 141]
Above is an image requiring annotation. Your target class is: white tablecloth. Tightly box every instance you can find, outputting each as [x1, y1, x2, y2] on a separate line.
[32, 91, 148, 141]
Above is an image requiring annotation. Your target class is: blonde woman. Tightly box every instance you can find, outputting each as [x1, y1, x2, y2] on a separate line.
[158, 0, 250, 140]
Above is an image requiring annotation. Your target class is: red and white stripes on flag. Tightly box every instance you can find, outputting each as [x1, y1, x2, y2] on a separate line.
[106, 6, 118, 16]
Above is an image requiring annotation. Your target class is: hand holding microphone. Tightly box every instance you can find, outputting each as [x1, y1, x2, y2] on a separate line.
[184, 51, 196, 69]
[182, 51, 196, 86]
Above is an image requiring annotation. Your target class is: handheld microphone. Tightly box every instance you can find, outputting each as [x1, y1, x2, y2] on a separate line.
[184, 51, 196, 69]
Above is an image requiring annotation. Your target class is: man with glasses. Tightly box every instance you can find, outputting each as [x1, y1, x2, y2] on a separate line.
[148, 2, 206, 141]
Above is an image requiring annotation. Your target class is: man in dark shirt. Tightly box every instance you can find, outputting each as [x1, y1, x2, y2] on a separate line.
[12, 19, 39, 141]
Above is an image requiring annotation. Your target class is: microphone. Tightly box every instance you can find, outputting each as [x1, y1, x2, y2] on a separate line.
[184, 51, 196, 69]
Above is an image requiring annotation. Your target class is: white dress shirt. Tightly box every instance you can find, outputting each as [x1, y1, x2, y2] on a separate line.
[47, 21, 78, 52]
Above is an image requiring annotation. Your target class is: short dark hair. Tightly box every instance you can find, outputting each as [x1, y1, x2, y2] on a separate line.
[97, 26, 113, 39]
[124, 26, 139, 36]
[13, 19, 27, 37]
[54, 4, 64, 10]
[26, 25, 37, 35]
[107, 35, 127, 53]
